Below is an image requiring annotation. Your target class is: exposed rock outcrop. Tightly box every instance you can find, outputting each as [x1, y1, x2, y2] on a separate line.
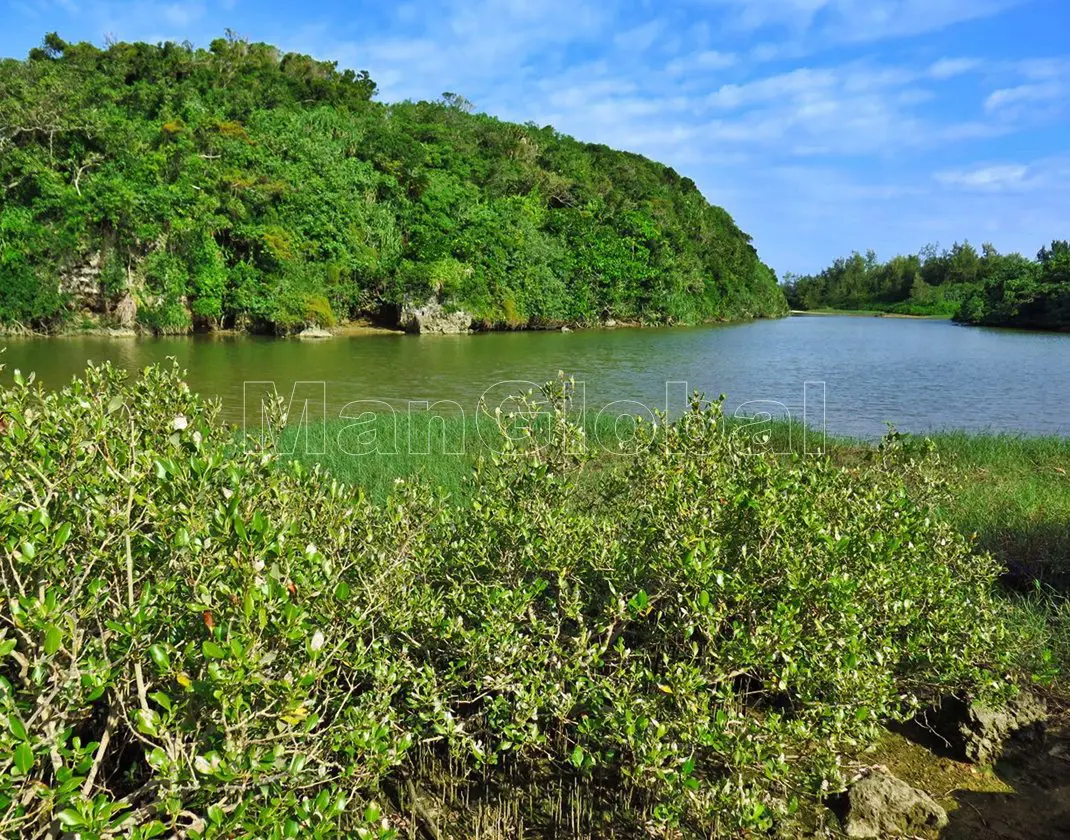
[399, 300, 473, 334]
[57, 253, 143, 330]
[927, 691, 1048, 764]
[297, 326, 334, 339]
[58, 252, 104, 312]
[833, 769, 948, 838]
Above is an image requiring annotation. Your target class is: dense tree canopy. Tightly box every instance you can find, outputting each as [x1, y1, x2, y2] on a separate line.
[0, 33, 786, 333]
[783, 240, 1070, 330]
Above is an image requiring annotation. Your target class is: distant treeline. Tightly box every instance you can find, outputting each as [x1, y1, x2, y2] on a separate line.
[783, 241, 1070, 330]
[0, 33, 786, 334]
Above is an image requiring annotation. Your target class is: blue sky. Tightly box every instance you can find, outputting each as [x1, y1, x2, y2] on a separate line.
[3, 0, 1069, 275]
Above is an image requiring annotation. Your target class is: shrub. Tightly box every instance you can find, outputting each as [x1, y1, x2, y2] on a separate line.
[302, 294, 337, 328]
[137, 252, 193, 334]
[186, 232, 227, 326]
[0, 208, 68, 328]
[0, 365, 1035, 837]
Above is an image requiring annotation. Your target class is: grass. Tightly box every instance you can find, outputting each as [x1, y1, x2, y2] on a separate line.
[279, 410, 643, 501]
[279, 410, 483, 499]
[925, 432, 1070, 586]
[280, 411, 835, 502]
[282, 412, 1070, 588]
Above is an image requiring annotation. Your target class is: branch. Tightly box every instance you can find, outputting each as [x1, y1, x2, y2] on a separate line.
[81, 709, 118, 797]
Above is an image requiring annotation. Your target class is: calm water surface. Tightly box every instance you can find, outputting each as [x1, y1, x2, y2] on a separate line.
[3, 315, 1069, 438]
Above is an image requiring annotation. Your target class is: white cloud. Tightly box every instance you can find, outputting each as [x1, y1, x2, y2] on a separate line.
[665, 49, 737, 75]
[927, 57, 980, 79]
[828, 0, 1027, 41]
[613, 19, 665, 53]
[702, 0, 1029, 42]
[936, 156, 1070, 193]
[281, 0, 610, 104]
[719, 155, 1070, 272]
[706, 67, 837, 109]
[979, 58, 1069, 123]
[160, 1, 204, 27]
[985, 82, 1062, 112]
[936, 163, 1030, 190]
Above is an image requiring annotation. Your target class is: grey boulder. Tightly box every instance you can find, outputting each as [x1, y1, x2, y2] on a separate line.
[835, 771, 948, 838]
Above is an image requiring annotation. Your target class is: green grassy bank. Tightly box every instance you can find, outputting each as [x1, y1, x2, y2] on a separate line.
[282, 414, 1070, 584]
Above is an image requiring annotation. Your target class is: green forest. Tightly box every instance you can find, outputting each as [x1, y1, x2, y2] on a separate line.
[0, 33, 787, 334]
[783, 240, 1070, 329]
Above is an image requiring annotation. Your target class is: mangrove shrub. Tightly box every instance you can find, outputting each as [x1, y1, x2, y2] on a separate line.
[0, 364, 1035, 837]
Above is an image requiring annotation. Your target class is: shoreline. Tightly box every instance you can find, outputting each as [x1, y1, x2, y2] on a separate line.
[1, 312, 789, 340]
[790, 308, 948, 320]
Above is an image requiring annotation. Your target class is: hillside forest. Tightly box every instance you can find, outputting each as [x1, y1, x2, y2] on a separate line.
[0, 33, 788, 334]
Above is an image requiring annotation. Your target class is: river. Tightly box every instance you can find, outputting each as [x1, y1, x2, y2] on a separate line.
[2, 315, 1069, 438]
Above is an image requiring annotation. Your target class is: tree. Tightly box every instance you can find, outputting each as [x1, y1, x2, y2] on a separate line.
[0, 32, 786, 333]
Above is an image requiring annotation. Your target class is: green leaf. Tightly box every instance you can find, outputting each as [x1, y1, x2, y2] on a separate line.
[13, 743, 33, 774]
[135, 708, 159, 736]
[146, 747, 168, 771]
[8, 716, 28, 741]
[202, 640, 226, 659]
[43, 624, 61, 655]
[0, 639, 16, 658]
[56, 809, 83, 827]
[53, 522, 72, 549]
[148, 644, 171, 671]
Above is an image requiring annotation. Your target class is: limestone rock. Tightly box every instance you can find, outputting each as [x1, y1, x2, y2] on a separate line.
[399, 299, 472, 334]
[298, 326, 334, 339]
[835, 771, 948, 838]
[957, 691, 1047, 764]
[917, 691, 1047, 764]
[58, 252, 104, 312]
